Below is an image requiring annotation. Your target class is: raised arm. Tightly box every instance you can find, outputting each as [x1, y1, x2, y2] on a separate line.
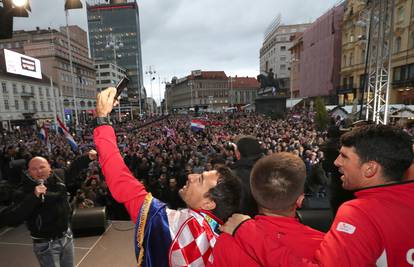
[93, 87, 147, 223]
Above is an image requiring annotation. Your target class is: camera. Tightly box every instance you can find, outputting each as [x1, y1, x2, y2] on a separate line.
[224, 141, 236, 151]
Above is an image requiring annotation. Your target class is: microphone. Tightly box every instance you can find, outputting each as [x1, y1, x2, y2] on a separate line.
[38, 179, 45, 203]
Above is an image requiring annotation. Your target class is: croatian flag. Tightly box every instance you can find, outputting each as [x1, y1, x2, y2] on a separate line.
[38, 124, 52, 152]
[38, 126, 47, 141]
[57, 116, 78, 152]
[190, 119, 206, 132]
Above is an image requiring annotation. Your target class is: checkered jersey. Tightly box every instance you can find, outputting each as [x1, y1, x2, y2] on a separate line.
[167, 209, 218, 267]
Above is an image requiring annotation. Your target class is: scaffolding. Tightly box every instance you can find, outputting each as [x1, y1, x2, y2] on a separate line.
[363, 0, 395, 124]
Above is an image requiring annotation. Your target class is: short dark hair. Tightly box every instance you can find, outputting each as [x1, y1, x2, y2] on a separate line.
[250, 152, 306, 211]
[205, 166, 241, 222]
[340, 124, 413, 181]
[235, 135, 262, 158]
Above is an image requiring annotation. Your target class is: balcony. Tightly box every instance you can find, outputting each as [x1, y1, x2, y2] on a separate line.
[392, 79, 414, 89]
[336, 84, 359, 94]
[22, 108, 37, 119]
[20, 91, 35, 98]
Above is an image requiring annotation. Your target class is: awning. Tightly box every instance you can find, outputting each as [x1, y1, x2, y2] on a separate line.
[287, 98, 305, 108]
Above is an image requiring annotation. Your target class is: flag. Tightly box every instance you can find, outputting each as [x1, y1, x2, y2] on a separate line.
[38, 124, 52, 152]
[38, 127, 46, 141]
[57, 116, 78, 152]
[164, 126, 176, 138]
[190, 119, 206, 132]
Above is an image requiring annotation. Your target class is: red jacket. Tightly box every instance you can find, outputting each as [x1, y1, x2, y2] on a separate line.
[232, 181, 414, 267]
[311, 181, 414, 267]
[211, 215, 324, 267]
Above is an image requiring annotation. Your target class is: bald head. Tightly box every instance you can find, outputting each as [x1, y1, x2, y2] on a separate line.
[28, 157, 52, 180]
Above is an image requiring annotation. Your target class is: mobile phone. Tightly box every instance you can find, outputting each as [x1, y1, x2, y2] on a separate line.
[114, 77, 129, 100]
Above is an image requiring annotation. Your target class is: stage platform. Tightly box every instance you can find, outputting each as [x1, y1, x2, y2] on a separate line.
[0, 221, 136, 267]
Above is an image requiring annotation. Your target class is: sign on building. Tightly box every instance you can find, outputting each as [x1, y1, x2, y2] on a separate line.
[4, 49, 42, 79]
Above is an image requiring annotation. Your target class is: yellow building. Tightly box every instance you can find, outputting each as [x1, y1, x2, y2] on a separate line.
[339, 0, 414, 105]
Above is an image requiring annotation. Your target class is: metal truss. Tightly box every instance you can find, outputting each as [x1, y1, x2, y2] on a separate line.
[364, 0, 395, 124]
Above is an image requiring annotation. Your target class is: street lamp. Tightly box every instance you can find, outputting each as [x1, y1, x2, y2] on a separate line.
[64, 1, 83, 127]
[106, 33, 124, 121]
[145, 66, 156, 113]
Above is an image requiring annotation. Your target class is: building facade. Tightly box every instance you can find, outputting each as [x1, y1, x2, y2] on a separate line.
[339, 0, 414, 106]
[95, 61, 127, 92]
[290, 4, 344, 103]
[259, 17, 310, 92]
[165, 70, 259, 112]
[87, 0, 144, 102]
[0, 64, 62, 130]
[289, 33, 304, 98]
[0, 27, 97, 123]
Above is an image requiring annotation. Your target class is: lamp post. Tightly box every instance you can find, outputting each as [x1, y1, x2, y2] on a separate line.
[106, 33, 124, 121]
[65, 11, 78, 127]
[145, 66, 156, 114]
[162, 78, 168, 114]
[64, 0, 83, 127]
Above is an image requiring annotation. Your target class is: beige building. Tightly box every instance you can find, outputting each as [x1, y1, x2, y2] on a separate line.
[259, 17, 310, 92]
[339, 0, 414, 105]
[0, 26, 97, 122]
[165, 70, 259, 112]
[0, 51, 62, 130]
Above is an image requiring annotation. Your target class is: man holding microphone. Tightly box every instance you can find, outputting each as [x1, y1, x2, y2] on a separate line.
[0, 150, 97, 267]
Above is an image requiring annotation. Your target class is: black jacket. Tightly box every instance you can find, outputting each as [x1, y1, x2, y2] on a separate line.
[231, 155, 262, 217]
[2, 171, 70, 238]
[0, 155, 91, 238]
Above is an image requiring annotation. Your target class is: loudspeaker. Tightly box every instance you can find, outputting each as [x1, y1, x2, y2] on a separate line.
[71, 206, 107, 237]
[0, 7, 13, 39]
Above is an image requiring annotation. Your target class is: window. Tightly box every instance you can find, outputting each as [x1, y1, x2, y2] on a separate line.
[40, 101, 44, 111]
[32, 101, 36, 111]
[15, 100, 19, 110]
[361, 49, 366, 63]
[409, 64, 414, 80]
[349, 52, 353, 66]
[12, 84, 17, 94]
[46, 88, 50, 97]
[393, 64, 414, 81]
[349, 76, 354, 88]
[280, 56, 286, 62]
[4, 100, 9, 110]
[394, 36, 401, 53]
[359, 74, 367, 89]
[343, 55, 347, 67]
[397, 6, 404, 22]
[280, 46, 286, 51]
[2, 82, 7, 93]
[24, 100, 28, 110]
[39, 87, 43, 96]
[48, 102, 52, 111]
[21, 84, 26, 92]
[410, 31, 414, 49]
[280, 64, 287, 71]
[343, 77, 348, 86]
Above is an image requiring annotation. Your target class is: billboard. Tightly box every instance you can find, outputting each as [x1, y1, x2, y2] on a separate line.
[4, 49, 42, 79]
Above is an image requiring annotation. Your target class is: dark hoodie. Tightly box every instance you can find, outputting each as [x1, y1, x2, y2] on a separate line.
[231, 155, 262, 217]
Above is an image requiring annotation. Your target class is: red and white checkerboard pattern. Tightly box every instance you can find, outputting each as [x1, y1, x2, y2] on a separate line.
[169, 216, 217, 266]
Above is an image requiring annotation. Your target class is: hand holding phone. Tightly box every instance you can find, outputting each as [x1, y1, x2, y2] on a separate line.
[114, 77, 129, 100]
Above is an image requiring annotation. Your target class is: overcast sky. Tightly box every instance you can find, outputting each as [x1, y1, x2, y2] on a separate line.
[14, 0, 340, 102]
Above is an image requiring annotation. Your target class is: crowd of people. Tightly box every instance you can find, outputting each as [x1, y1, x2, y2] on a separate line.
[1, 105, 331, 212]
[0, 87, 413, 267]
